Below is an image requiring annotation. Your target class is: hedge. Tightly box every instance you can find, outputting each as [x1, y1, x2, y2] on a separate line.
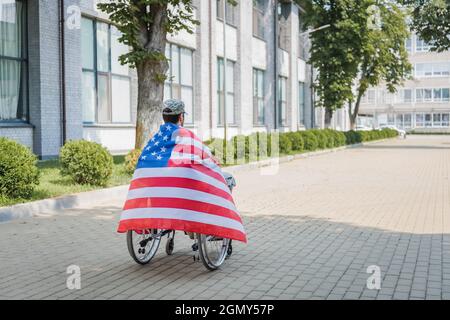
[206, 128, 398, 165]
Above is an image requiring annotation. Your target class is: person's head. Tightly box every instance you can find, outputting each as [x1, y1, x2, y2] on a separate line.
[162, 99, 186, 126]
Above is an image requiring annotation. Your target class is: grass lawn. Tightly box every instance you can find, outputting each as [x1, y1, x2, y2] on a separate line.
[0, 156, 132, 208]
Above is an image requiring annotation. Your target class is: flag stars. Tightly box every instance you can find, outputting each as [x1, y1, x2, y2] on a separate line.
[163, 136, 169, 141]
[156, 155, 162, 160]
[161, 147, 167, 153]
[158, 132, 163, 137]
[154, 141, 160, 147]
[166, 125, 172, 131]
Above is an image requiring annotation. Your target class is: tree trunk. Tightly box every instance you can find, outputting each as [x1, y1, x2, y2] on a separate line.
[324, 108, 333, 128]
[135, 59, 167, 149]
[349, 92, 363, 130]
[134, 4, 169, 150]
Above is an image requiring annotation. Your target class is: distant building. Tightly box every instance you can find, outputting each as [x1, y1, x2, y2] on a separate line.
[359, 33, 450, 132]
[0, 0, 315, 159]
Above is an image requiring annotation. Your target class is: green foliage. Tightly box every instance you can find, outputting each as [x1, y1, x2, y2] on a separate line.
[286, 132, 305, 152]
[302, 0, 412, 123]
[207, 128, 396, 165]
[0, 138, 39, 199]
[60, 140, 114, 186]
[125, 148, 142, 175]
[97, 0, 200, 69]
[279, 134, 293, 154]
[299, 131, 319, 151]
[402, 0, 450, 52]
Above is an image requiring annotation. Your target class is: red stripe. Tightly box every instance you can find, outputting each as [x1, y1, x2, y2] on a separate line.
[117, 218, 247, 243]
[168, 161, 227, 185]
[129, 177, 234, 203]
[123, 198, 242, 223]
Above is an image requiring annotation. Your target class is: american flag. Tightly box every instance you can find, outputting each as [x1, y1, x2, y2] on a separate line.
[117, 123, 247, 243]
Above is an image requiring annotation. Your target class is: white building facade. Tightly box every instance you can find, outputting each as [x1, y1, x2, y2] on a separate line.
[359, 33, 450, 132]
[0, 0, 315, 159]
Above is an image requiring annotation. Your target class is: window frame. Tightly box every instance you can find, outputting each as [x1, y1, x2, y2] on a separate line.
[298, 81, 305, 125]
[252, 1, 265, 40]
[0, 0, 29, 124]
[253, 68, 265, 126]
[216, 0, 237, 27]
[277, 76, 287, 127]
[164, 43, 195, 125]
[217, 57, 236, 126]
[81, 16, 132, 125]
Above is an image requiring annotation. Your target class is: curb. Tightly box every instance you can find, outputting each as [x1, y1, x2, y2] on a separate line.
[0, 137, 396, 223]
[0, 185, 129, 223]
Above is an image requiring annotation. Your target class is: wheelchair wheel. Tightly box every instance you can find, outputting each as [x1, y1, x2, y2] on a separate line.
[197, 234, 230, 271]
[127, 229, 161, 265]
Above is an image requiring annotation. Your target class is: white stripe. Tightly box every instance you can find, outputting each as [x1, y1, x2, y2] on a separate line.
[133, 167, 229, 193]
[175, 137, 213, 157]
[120, 207, 245, 233]
[171, 152, 221, 173]
[126, 187, 238, 213]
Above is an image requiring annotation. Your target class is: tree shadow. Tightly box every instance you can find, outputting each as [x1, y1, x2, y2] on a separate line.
[2, 210, 446, 300]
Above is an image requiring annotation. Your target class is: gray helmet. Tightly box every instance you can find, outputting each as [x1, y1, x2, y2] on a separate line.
[162, 99, 187, 115]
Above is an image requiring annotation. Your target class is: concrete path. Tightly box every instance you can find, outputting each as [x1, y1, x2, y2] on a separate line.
[1, 135, 449, 300]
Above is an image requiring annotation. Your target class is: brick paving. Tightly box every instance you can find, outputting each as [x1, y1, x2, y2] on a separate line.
[1, 135, 450, 300]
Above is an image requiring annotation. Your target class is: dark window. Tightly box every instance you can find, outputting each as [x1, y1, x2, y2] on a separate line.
[0, 0, 27, 122]
[164, 44, 194, 124]
[278, 76, 287, 126]
[253, 0, 265, 40]
[81, 17, 132, 124]
[278, 3, 290, 51]
[298, 82, 305, 125]
[253, 68, 265, 125]
[217, 0, 237, 26]
[217, 57, 236, 125]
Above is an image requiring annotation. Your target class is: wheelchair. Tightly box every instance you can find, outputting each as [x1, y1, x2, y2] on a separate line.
[126, 173, 236, 271]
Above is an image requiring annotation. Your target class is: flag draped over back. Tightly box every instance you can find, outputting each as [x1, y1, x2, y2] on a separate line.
[117, 123, 247, 243]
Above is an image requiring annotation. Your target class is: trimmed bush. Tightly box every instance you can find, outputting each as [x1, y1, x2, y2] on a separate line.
[310, 129, 329, 149]
[286, 132, 304, 152]
[0, 138, 39, 199]
[60, 140, 113, 186]
[125, 148, 142, 175]
[279, 133, 293, 154]
[299, 131, 319, 151]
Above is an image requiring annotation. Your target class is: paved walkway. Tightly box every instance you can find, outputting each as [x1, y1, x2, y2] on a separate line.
[1, 135, 450, 300]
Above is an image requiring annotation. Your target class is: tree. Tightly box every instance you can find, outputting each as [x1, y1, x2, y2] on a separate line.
[402, 0, 450, 52]
[97, 0, 199, 149]
[301, 0, 412, 129]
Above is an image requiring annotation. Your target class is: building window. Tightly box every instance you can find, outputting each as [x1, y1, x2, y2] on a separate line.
[361, 90, 376, 104]
[298, 82, 305, 125]
[415, 62, 450, 77]
[217, 57, 235, 125]
[164, 44, 194, 124]
[253, 68, 265, 125]
[278, 76, 287, 126]
[415, 37, 432, 52]
[415, 113, 424, 127]
[217, 0, 237, 26]
[416, 88, 450, 102]
[0, 0, 27, 122]
[396, 89, 412, 103]
[253, 0, 265, 40]
[405, 37, 412, 53]
[278, 3, 290, 51]
[82, 17, 131, 124]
